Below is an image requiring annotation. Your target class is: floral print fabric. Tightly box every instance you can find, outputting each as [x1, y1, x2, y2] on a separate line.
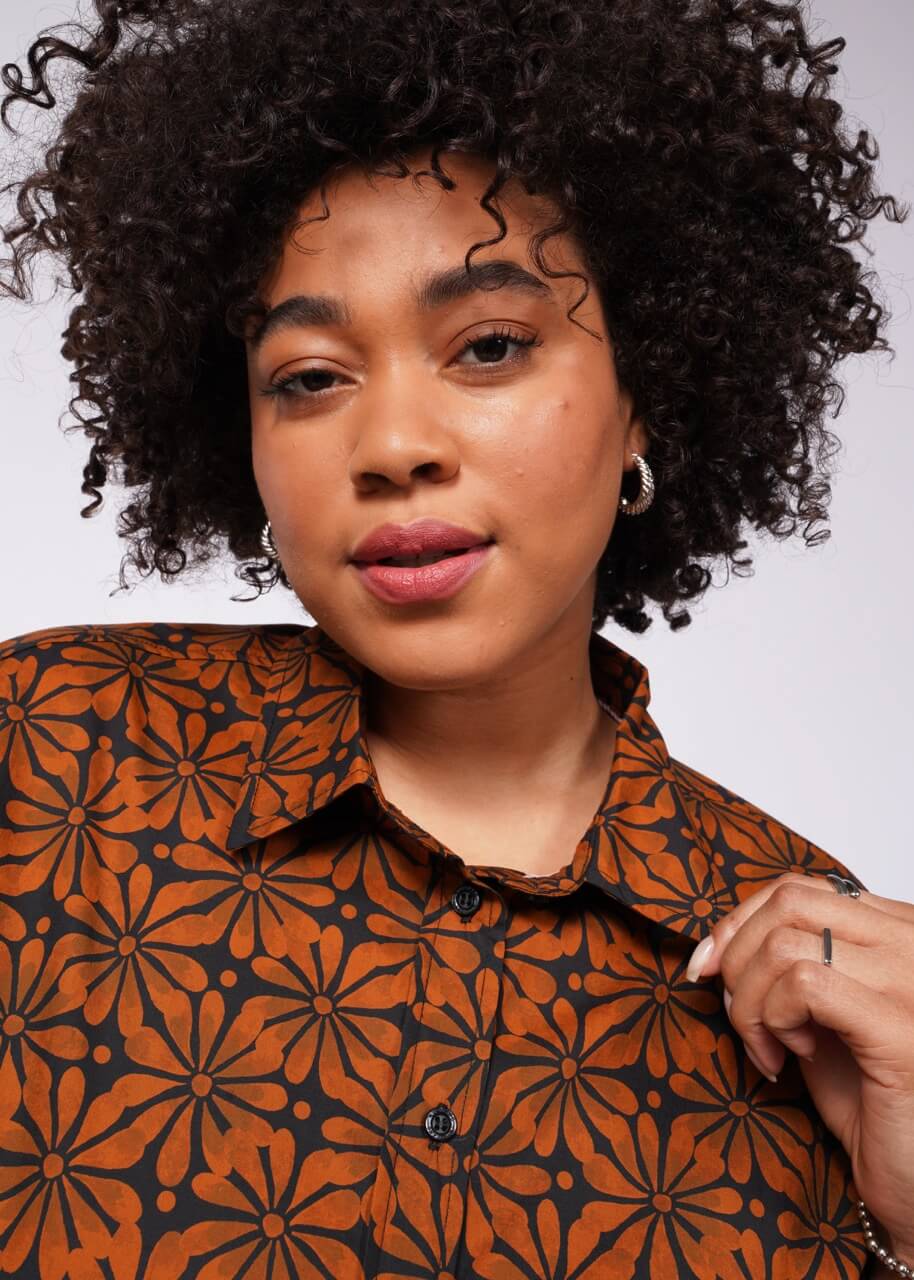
[0, 619, 871, 1278]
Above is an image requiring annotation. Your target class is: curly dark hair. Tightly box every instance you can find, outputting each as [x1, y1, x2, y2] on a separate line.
[0, 0, 907, 632]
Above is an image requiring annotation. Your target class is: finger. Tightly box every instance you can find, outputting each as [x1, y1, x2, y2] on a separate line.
[713, 879, 913, 1004]
[722, 923, 875, 1075]
[687, 871, 914, 982]
[757, 952, 911, 1100]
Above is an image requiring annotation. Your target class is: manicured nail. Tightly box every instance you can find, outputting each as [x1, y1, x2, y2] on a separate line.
[744, 1043, 778, 1083]
[686, 935, 715, 983]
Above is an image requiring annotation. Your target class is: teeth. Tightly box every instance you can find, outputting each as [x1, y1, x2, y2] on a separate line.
[380, 548, 468, 568]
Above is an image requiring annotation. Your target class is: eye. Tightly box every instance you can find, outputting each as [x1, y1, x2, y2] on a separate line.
[259, 325, 541, 402]
[454, 325, 541, 367]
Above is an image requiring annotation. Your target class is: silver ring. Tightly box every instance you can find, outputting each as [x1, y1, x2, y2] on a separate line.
[822, 873, 861, 968]
[826, 873, 861, 899]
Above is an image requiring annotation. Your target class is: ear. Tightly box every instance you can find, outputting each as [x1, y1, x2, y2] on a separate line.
[615, 376, 649, 467]
[623, 414, 650, 468]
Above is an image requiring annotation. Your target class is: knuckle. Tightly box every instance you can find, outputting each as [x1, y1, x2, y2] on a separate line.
[760, 924, 798, 963]
[790, 958, 822, 993]
[771, 879, 809, 911]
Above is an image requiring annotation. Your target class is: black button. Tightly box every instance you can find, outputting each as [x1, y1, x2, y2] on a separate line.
[424, 1104, 458, 1142]
[451, 884, 482, 918]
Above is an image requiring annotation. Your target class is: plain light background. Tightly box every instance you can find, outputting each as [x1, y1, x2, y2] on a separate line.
[1, 1, 911, 898]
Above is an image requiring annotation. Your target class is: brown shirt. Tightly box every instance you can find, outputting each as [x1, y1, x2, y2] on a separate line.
[0, 619, 872, 1278]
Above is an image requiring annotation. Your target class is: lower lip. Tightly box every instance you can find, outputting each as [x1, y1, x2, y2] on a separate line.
[353, 544, 493, 604]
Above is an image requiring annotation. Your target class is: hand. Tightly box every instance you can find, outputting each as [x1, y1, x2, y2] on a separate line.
[685, 871, 914, 1265]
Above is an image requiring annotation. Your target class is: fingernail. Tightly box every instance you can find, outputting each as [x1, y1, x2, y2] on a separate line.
[744, 1043, 778, 1083]
[723, 988, 732, 1018]
[686, 935, 715, 983]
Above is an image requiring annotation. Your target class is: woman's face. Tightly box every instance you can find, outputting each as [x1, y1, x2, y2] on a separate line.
[246, 147, 647, 689]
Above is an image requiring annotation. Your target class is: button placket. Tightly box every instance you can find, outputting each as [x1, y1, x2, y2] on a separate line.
[444, 888, 510, 1279]
[368, 877, 509, 1273]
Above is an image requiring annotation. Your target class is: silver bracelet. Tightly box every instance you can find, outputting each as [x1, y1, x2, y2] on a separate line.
[859, 1200, 913, 1275]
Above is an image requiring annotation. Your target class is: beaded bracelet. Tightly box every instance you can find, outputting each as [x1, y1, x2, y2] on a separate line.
[859, 1200, 913, 1276]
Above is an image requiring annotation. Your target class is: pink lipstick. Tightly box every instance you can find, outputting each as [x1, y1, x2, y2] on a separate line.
[355, 545, 492, 603]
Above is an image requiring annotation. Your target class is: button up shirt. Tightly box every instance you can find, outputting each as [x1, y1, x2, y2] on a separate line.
[0, 620, 873, 1278]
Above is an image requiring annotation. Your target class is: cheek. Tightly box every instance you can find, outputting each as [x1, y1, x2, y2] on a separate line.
[249, 377, 325, 497]
[250, 400, 280, 497]
[499, 399, 615, 535]
[251, 423, 344, 555]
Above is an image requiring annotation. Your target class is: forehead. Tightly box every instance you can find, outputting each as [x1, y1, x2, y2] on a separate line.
[258, 148, 581, 303]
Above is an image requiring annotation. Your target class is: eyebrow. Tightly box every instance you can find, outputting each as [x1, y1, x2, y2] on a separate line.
[247, 258, 555, 351]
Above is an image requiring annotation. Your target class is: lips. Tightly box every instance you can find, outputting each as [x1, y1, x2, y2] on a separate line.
[353, 543, 494, 605]
[350, 517, 493, 566]
[371, 547, 470, 568]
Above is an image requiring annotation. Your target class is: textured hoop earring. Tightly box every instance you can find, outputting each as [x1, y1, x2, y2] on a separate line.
[261, 519, 278, 560]
[618, 451, 655, 516]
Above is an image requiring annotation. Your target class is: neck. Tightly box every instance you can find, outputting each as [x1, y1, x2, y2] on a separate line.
[363, 620, 614, 805]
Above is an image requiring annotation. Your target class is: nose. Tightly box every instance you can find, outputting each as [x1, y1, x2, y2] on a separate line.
[348, 415, 461, 492]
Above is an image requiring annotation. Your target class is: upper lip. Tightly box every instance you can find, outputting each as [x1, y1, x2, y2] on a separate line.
[350, 518, 493, 563]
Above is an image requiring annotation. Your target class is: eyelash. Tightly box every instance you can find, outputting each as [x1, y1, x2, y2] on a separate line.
[259, 325, 542, 401]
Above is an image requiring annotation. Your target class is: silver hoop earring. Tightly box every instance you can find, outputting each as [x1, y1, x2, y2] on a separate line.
[261, 519, 278, 560]
[618, 451, 655, 516]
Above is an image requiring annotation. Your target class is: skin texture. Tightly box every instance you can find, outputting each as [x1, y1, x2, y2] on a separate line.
[246, 146, 648, 872]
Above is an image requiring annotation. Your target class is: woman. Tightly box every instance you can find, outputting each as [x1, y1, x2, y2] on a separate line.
[0, 0, 911, 1277]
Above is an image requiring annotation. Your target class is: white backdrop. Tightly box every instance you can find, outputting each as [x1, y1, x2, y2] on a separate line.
[1, 1, 911, 898]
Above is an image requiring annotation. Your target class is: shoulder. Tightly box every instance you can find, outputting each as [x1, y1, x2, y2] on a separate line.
[0, 619, 323, 908]
[0, 617, 321, 785]
[668, 752, 869, 901]
[0, 618, 320, 669]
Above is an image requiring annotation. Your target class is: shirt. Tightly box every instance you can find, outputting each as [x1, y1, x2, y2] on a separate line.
[0, 618, 875, 1280]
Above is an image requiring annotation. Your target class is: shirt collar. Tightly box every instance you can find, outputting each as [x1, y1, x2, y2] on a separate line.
[225, 625, 726, 941]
